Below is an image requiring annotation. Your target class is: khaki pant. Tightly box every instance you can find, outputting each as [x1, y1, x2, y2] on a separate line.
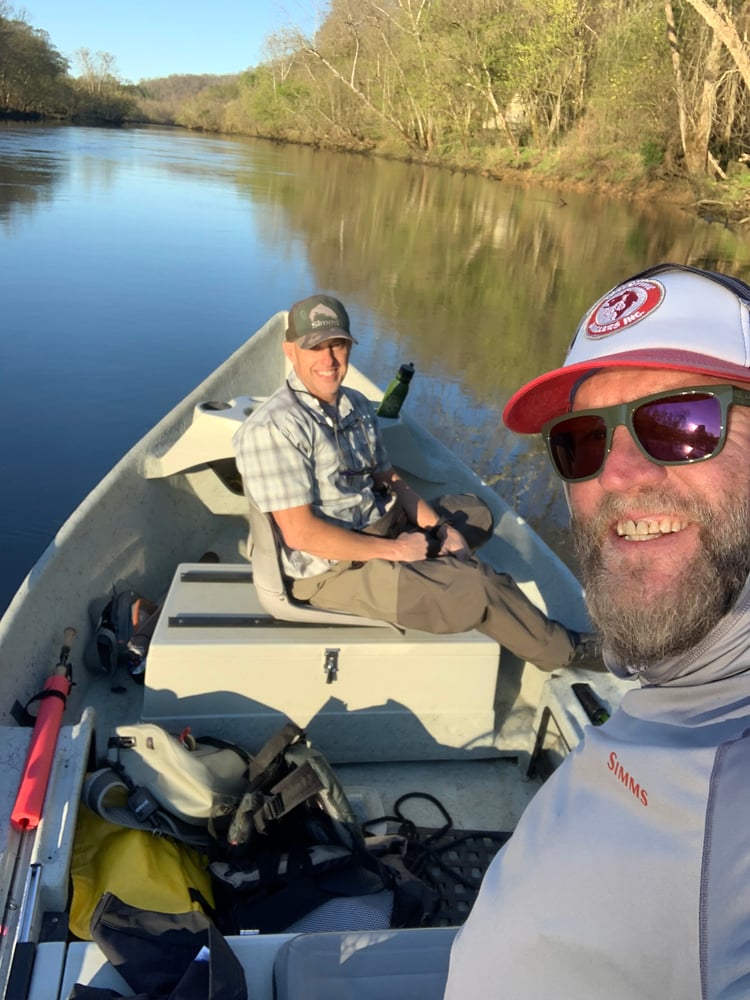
[291, 494, 574, 671]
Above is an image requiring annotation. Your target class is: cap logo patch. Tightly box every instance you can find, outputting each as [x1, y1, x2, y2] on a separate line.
[585, 279, 664, 338]
[308, 303, 340, 329]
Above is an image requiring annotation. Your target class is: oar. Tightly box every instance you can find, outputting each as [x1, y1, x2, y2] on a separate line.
[11, 627, 75, 829]
[2, 628, 75, 999]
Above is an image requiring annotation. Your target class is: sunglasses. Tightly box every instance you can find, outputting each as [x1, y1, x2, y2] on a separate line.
[542, 384, 750, 483]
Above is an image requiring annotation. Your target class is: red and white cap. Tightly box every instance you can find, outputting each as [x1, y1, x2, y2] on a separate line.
[503, 263, 750, 433]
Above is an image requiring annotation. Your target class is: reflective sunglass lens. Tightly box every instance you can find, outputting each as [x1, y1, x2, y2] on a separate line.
[633, 394, 722, 463]
[548, 414, 608, 481]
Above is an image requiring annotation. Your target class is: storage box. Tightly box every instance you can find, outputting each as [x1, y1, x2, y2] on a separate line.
[142, 564, 501, 762]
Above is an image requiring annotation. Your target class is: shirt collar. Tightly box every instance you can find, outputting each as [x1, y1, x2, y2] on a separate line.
[287, 368, 355, 424]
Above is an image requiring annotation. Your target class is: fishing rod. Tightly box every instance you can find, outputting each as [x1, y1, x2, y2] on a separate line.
[0, 627, 76, 1000]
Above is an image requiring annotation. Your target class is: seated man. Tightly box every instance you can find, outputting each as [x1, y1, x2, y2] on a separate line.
[232, 293, 591, 671]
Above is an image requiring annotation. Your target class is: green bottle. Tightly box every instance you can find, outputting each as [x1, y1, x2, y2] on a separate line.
[572, 683, 610, 726]
[376, 362, 415, 418]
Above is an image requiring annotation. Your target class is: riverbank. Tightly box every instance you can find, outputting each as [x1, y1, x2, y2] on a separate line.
[17, 105, 749, 226]
[378, 140, 750, 227]
[485, 158, 750, 227]
[218, 123, 750, 228]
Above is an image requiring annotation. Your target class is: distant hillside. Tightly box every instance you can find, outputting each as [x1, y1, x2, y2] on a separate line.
[135, 73, 240, 125]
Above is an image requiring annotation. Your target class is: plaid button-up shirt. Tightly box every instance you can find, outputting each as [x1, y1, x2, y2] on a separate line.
[233, 369, 394, 578]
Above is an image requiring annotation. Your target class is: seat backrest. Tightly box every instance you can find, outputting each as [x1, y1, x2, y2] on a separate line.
[273, 927, 458, 1000]
[245, 495, 399, 630]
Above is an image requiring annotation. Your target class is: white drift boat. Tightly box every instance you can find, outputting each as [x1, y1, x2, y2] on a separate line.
[0, 312, 633, 999]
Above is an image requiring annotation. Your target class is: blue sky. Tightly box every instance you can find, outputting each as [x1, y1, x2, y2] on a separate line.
[21, 0, 325, 82]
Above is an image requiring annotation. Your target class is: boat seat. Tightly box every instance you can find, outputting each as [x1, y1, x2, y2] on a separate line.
[246, 494, 401, 631]
[58, 928, 457, 1000]
[273, 927, 458, 1000]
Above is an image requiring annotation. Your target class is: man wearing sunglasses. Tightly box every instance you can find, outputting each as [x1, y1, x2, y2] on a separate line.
[233, 293, 594, 670]
[444, 262, 750, 999]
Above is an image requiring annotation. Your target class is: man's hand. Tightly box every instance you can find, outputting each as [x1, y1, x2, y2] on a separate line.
[272, 500, 470, 565]
[391, 524, 469, 561]
[437, 523, 470, 559]
[391, 530, 432, 561]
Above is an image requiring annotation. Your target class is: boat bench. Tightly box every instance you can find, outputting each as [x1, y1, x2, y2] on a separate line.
[141, 562, 503, 764]
[56, 927, 458, 1000]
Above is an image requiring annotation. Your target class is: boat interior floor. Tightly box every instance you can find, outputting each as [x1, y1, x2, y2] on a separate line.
[6, 556, 631, 1000]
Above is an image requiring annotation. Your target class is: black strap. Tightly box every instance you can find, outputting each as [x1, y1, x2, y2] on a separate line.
[11, 688, 68, 728]
[254, 760, 326, 834]
[247, 721, 304, 788]
[223, 759, 327, 846]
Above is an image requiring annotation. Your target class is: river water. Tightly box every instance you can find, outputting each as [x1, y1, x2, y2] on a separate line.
[3, 121, 750, 615]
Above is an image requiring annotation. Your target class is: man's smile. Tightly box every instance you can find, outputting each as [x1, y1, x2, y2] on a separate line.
[615, 516, 689, 541]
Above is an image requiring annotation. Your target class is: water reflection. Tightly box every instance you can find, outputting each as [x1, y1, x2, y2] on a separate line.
[0, 124, 63, 229]
[243, 145, 750, 400]
[229, 142, 750, 565]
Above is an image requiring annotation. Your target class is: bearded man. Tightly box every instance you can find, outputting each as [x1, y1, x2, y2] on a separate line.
[443, 262, 750, 999]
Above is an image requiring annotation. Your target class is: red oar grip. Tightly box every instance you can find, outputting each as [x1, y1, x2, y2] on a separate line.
[11, 674, 72, 831]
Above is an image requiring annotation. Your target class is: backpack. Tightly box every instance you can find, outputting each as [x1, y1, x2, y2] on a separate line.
[82, 721, 433, 933]
[203, 722, 431, 934]
[210, 721, 357, 848]
[82, 723, 254, 848]
[83, 721, 354, 841]
[84, 587, 161, 685]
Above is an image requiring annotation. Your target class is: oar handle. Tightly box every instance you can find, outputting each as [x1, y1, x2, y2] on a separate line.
[58, 627, 77, 670]
[11, 629, 76, 831]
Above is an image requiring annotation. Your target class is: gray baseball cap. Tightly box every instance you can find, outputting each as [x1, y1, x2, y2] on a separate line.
[286, 294, 358, 349]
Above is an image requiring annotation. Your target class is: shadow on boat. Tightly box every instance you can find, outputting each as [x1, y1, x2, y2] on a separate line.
[135, 654, 528, 767]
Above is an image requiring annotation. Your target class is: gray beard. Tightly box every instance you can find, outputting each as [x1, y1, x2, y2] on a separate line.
[571, 489, 750, 668]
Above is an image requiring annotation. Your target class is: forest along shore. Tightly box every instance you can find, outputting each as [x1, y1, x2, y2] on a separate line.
[4, 3, 750, 229]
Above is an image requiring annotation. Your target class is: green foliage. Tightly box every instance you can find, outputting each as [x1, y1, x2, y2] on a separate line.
[0, 11, 70, 115]
[0, 5, 136, 122]
[136, 74, 238, 125]
[235, 68, 307, 135]
[7, 0, 750, 197]
[584, 1, 673, 149]
[640, 140, 665, 170]
[68, 50, 138, 122]
[69, 83, 137, 123]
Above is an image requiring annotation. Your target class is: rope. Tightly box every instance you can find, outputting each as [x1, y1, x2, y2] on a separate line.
[362, 792, 511, 923]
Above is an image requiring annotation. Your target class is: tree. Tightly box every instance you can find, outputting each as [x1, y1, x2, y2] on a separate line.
[683, 0, 750, 87]
[665, 0, 750, 177]
[74, 48, 119, 95]
[71, 48, 135, 121]
[297, 0, 437, 152]
[0, 10, 69, 114]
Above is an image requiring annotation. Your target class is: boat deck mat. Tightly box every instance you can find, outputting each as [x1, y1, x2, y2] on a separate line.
[404, 826, 512, 927]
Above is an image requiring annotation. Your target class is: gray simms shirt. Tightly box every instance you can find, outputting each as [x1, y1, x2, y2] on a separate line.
[444, 578, 750, 1000]
[232, 369, 394, 579]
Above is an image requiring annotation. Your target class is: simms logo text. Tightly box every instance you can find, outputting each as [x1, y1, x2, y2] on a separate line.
[608, 751, 649, 807]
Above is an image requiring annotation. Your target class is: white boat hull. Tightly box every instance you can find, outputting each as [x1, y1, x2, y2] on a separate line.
[0, 311, 619, 1000]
